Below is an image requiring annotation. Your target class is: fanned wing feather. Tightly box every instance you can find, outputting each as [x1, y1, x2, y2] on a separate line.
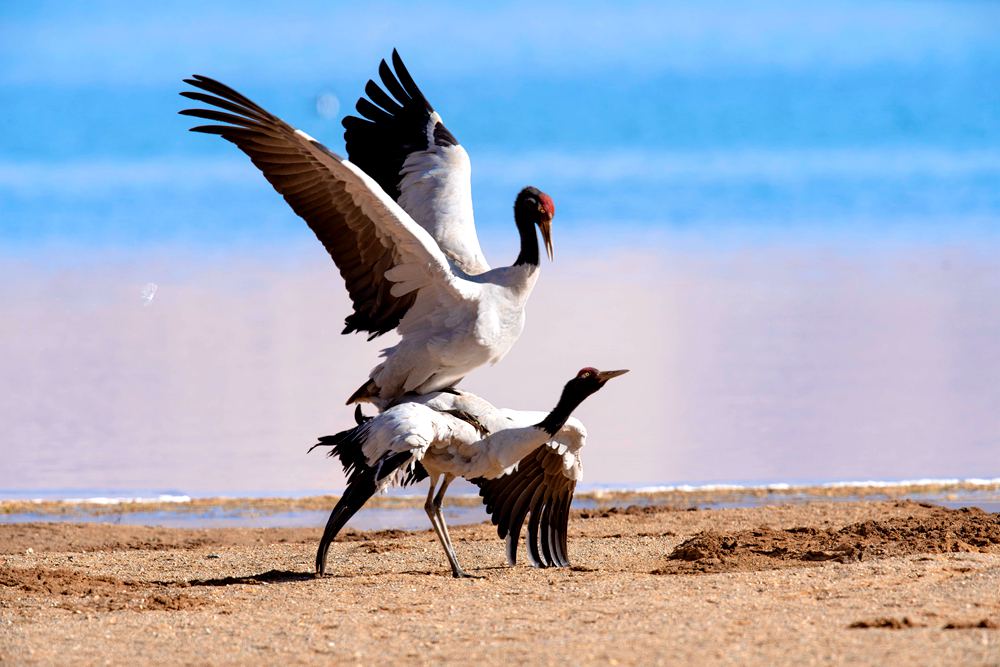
[473, 444, 578, 568]
[343, 50, 489, 274]
[180, 75, 471, 339]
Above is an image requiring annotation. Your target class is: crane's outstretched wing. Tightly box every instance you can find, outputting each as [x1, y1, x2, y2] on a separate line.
[472, 442, 580, 568]
[180, 75, 471, 339]
[343, 50, 490, 275]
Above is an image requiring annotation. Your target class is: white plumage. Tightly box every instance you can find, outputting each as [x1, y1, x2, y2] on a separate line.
[397, 129, 489, 274]
[356, 396, 585, 489]
[371, 261, 539, 401]
[311, 367, 627, 577]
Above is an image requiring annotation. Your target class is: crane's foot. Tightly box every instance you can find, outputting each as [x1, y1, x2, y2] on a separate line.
[452, 569, 485, 579]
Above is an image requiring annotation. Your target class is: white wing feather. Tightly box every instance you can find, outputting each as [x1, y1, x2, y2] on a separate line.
[398, 141, 490, 274]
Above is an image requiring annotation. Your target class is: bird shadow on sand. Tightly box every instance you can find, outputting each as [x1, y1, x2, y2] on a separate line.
[399, 566, 506, 577]
[172, 569, 316, 587]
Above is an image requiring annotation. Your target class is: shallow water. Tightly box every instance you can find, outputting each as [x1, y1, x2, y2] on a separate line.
[3, 487, 996, 530]
[0, 506, 488, 531]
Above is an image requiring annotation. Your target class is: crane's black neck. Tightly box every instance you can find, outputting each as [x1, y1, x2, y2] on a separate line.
[514, 215, 540, 267]
[536, 385, 589, 436]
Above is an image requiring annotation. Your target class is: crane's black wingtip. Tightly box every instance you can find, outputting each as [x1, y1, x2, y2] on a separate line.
[391, 49, 406, 72]
[187, 125, 229, 135]
[183, 75, 225, 91]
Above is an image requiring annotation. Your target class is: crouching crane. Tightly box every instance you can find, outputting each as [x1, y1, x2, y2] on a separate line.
[310, 367, 628, 577]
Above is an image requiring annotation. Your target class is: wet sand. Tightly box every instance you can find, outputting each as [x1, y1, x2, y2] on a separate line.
[2, 500, 998, 665]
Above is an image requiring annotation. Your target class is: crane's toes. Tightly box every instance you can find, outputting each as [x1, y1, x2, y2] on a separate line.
[315, 547, 330, 577]
[452, 570, 485, 579]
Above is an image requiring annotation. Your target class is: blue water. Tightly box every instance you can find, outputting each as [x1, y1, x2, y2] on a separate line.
[0, 506, 489, 531]
[2, 491, 995, 530]
[2, 1, 999, 247]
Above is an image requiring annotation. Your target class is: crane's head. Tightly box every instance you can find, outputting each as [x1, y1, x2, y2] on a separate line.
[538, 367, 628, 435]
[566, 367, 629, 398]
[515, 186, 555, 261]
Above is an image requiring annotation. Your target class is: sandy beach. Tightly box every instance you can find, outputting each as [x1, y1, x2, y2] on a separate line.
[2, 499, 998, 665]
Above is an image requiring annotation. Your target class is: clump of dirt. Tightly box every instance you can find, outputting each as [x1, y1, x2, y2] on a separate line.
[849, 617, 924, 629]
[0, 567, 204, 612]
[944, 619, 999, 630]
[653, 505, 1000, 574]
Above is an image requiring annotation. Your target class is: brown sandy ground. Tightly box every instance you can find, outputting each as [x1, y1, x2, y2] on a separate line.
[1, 501, 998, 666]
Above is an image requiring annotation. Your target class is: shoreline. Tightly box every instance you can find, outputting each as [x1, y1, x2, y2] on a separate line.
[3, 478, 998, 518]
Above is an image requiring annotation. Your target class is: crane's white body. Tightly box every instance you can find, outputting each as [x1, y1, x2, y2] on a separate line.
[355, 389, 586, 491]
[366, 115, 537, 400]
[316, 151, 540, 403]
[373, 263, 537, 399]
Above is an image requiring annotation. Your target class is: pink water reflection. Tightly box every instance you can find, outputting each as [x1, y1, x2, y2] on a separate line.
[2, 240, 998, 496]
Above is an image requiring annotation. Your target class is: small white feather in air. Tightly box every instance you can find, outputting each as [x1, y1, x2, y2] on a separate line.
[141, 282, 158, 306]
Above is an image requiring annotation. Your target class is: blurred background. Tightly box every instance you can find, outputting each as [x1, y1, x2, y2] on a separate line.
[2, 0, 999, 499]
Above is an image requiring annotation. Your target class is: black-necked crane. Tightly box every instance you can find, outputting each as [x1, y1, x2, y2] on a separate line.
[179, 51, 554, 408]
[309, 367, 628, 577]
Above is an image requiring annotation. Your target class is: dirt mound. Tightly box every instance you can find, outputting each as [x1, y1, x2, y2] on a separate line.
[0, 567, 204, 612]
[654, 505, 1000, 574]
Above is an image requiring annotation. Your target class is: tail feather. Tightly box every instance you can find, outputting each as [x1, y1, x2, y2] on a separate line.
[314, 449, 413, 575]
[310, 421, 429, 574]
[310, 420, 429, 489]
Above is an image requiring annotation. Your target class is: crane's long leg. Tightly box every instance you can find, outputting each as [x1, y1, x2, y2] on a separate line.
[434, 475, 483, 579]
[424, 475, 477, 578]
[423, 477, 454, 574]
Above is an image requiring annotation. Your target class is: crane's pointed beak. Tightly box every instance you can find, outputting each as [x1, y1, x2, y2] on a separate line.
[539, 218, 554, 261]
[596, 369, 629, 382]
